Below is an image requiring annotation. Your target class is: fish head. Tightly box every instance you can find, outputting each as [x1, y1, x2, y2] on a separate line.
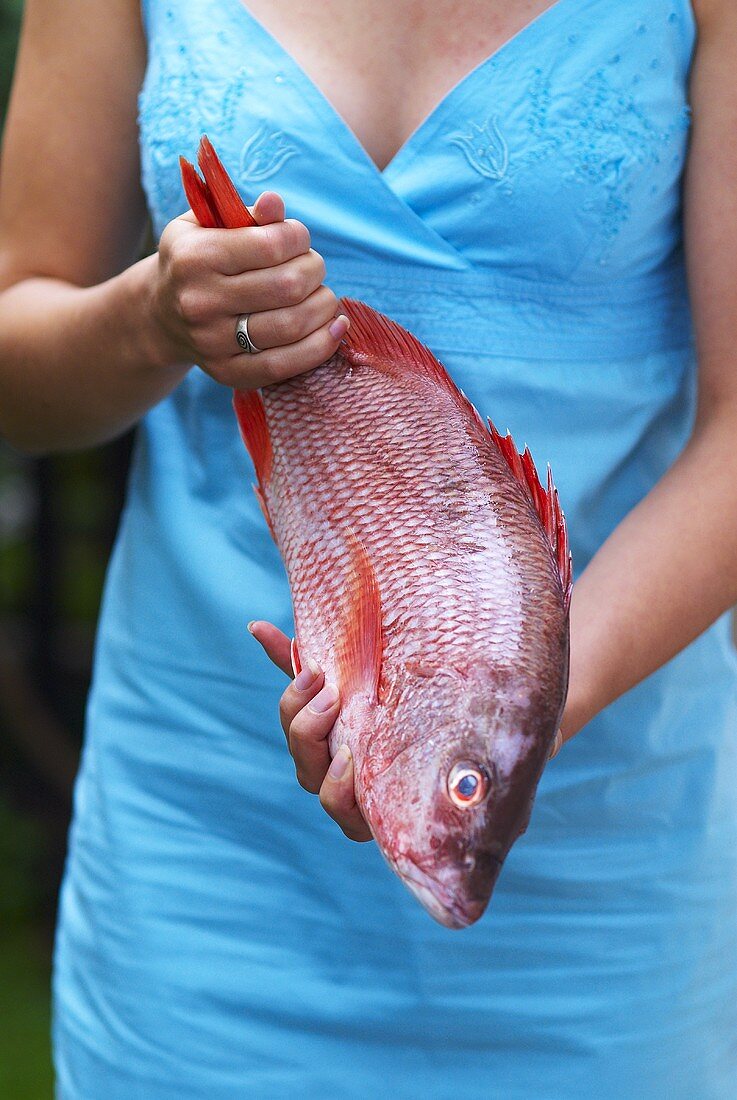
[359, 667, 564, 929]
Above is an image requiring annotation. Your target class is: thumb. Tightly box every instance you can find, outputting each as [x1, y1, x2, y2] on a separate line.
[251, 190, 286, 225]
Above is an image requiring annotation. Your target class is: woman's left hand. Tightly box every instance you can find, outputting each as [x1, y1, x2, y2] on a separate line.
[248, 619, 570, 839]
[248, 620, 373, 842]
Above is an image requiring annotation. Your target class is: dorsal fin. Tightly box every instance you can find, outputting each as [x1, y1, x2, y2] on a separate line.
[338, 298, 572, 608]
[233, 390, 276, 541]
[339, 298, 454, 391]
[488, 419, 572, 608]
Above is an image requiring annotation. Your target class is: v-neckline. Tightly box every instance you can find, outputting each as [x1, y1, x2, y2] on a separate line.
[226, 0, 577, 181]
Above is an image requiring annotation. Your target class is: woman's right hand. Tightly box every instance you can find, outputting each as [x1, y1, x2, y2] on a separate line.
[151, 191, 350, 389]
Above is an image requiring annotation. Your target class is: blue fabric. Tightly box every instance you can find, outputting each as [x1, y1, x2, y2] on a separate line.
[53, 1, 737, 1096]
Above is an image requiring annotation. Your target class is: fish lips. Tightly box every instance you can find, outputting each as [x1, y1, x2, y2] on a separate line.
[392, 851, 503, 929]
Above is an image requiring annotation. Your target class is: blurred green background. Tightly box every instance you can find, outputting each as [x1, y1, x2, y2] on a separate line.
[0, 3, 133, 1094]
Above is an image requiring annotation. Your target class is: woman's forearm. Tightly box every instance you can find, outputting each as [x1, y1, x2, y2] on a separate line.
[0, 254, 187, 454]
[561, 401, 737, 740]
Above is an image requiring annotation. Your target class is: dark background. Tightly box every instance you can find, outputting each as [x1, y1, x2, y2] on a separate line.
[0, 3, 132, 1093]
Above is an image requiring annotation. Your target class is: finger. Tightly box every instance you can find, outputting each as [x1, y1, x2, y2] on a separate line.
[246, 285, 340, 351]
[208, 312, 350, 389]
[216, 219, 311, 274]
[248, 620, 292, 676]
[224, 249, 327, 313]
[319, 747, 373, 842]
[255, 312, 349, 383]
[251, 191, 286, 225]
[278, 658, 325, 735]
[169, 217, 311, 276]
[287, 681, 339, 793]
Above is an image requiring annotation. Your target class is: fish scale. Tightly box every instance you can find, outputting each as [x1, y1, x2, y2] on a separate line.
[180, 137, 571, 928]
[267, 364, 532, 674]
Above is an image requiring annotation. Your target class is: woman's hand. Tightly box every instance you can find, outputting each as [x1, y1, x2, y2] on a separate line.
[151, 193, 350, 389]
[0, 0, 350, 452]
[248, 620, 372, 842]
[249, 618, 574, 841]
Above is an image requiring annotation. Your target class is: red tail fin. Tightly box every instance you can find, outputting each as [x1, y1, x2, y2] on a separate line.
[179, 155, 222, 228]
[179, 135, 257, 230]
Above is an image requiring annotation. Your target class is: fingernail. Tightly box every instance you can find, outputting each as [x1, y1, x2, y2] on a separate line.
[251, 192, 268, 219]
[308, 682, 339, 714]
[294, 657, 320, 691]
[247, 620, 256, 635]
[328, 744, 351, 780]
[329, 315, 350, 340]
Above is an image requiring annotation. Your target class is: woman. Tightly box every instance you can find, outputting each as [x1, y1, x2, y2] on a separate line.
[1, 0, 736, 1095]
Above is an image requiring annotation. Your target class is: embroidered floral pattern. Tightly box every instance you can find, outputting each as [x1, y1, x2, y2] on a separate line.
[239, 123, 299, 184]
[447, 117, 509, 180]
[139, 4, 692, 278]
[138, 37, 255, 219]
[446, 55, 691, 265]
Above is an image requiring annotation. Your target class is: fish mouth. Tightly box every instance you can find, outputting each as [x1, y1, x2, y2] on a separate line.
[392, 855, 497, 930]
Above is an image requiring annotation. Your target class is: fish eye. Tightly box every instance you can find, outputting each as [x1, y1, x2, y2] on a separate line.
[447, 762, 489, 809]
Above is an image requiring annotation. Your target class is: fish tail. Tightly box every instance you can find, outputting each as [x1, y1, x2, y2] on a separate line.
[179, 156, 221, 228]
[180, 141, 276, 542]
[179, 136, 257, 230]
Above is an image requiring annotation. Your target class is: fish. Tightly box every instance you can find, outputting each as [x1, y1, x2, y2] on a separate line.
[180, 137, 572, 929]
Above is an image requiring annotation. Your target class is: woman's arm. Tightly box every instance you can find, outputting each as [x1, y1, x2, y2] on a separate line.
[559, 0, 737, 741]
[0, 0, 162, 451]
[0, 0, 347, 454]
[251, 0, 737, 836]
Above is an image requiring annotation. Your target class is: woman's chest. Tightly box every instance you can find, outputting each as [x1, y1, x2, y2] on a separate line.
[240, 0, 563, 170]
[140, 0, 695, 283]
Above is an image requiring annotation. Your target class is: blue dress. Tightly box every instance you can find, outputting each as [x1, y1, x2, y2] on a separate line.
[53, 1, 737, 1096]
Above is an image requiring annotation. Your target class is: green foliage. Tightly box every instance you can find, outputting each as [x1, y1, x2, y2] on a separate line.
[0, 926, 54, 1100]
[0, 797, 53, 1098]
[0, 796, 45, 924]
[0, 0, 22, 118]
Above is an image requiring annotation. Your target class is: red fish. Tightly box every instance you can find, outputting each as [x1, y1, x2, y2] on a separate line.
[181, 139, 571, 928]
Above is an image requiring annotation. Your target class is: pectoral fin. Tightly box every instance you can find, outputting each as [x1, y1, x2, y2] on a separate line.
[334, 534, 383, 703]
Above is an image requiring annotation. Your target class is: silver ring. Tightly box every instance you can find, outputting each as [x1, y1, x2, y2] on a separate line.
[235, 314, 262, 354]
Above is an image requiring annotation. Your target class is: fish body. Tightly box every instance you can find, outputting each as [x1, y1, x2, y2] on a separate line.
[181, 139, 571, 928]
